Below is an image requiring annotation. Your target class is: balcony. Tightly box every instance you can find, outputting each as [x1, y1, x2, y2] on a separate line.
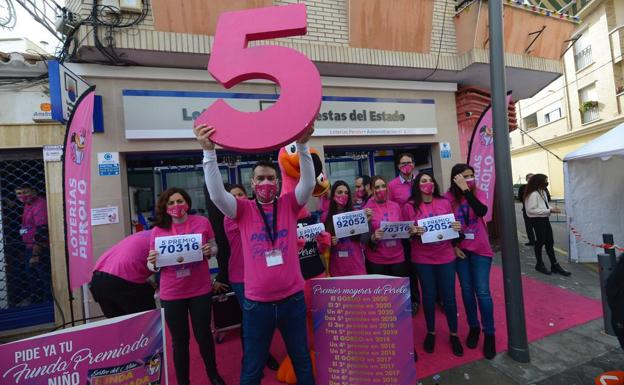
[574, 46, 593, 72]
[455, 1, 578, 61]
[581, 105, 599, 124]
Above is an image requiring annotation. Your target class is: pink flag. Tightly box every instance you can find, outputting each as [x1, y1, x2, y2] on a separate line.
[64, 87, 95, 290]
[467, 93, 512, 222]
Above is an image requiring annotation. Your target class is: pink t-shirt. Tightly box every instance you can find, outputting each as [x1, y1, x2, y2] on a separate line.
[150, 215, 214, 301]
[363, 199, 405, 264]
[403, 197, 456, 265]
[319, 195, 330, 223]
[234, 192, 305, 302]
[94, 230, 153, 284]
[388, 176, 412, 208]
[443, 192, 494, 257]
[21, 196, 48, 249]
[329, 237, 366, 277]
[224, 217, 244, 284]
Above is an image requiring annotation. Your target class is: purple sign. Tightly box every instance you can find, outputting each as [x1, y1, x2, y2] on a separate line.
[0, 310, 166, 385]
[311, 275, 416, 385]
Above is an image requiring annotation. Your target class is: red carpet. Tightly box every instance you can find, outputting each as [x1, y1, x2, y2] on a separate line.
[166, 266, 603, 384]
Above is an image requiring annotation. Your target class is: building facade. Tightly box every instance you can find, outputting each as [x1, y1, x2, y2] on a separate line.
[511, 0, 624, 198]
[1, 0, 578, 330]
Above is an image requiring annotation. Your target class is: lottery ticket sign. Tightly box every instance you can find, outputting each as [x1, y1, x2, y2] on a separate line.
[154, 234, 203, 268]
[297, 223, 325, 242]
[417, 214, 459, 244]
[380, 221, 412, 240]
[332, 210, 369, 239]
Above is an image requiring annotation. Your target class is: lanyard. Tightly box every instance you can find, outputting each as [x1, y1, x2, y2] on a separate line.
[460, 199, 471, 227]
[256, 200, 278, 245]
[539, 191, 549, 209]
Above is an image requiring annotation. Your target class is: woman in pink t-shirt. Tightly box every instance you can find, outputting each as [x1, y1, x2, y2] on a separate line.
[324, 180, 370, 277]
[403, 172, 464, 358]
[147, 188, 225, 385]
[364, 176, 408, 277]
[445, 164, 496, 359]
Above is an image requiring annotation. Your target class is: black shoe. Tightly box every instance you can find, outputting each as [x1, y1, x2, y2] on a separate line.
[466, 326, 480, 349]
[424, 333, 435, 353]
[483, 334, 496, 359]
[411, 302, 419, 316]
[535, 263, 551, 275]
[266, 354, 279, 371]
[525, 242, 535, 246]
[551, 263, 571, 277]
[209, 373, 226, 385]
[450, 335, 464, 357]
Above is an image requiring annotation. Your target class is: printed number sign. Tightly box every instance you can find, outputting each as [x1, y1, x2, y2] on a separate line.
[155, 234, 203, 268]
[297, 223, 325, 242]
[417, 214, 459, 244]
[195, 4, 322, 152]
[380, 221, 412, 240]
[333, 210, 369, 239]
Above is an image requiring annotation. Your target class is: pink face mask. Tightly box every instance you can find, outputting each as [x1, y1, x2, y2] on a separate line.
[465, 178, 476, 190]
[167, 203, 189, 218]
[255, 182, 277, 203]
[399, 164, 415, 175]
[374, 190, 387, 202]
[419, 182, 435, 195]
[355, 189, 366, 199]
[334, 194, 349, 207]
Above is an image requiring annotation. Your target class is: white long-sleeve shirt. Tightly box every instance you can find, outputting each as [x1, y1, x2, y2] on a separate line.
[202, 143, 315, 219]
[525, 190, 551, 218]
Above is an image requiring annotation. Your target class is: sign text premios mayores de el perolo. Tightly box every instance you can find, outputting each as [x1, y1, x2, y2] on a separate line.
[182, 108, 407, 122]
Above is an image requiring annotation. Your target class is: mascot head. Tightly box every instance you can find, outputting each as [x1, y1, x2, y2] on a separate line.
[278, 142, 330, 198]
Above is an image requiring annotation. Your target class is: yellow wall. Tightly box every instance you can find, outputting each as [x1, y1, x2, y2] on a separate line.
[511, 131, 606, 199]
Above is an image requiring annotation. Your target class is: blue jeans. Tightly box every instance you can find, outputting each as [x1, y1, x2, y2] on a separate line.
[231, 282, 244, 307]
[456, 252, 495, 335]
[23, 247, 52, 303]
[241, 291, 314, 385]
[415, 261, 458, 333]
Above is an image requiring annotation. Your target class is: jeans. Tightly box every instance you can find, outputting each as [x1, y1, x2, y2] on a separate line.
[23, 247, 52, 303]
[161, 293, 217, 385]
[456, 252, 495, 335]
[241, 291, 314, 385]
[522, 209, 536, 243]
[415, 261, 458, 333]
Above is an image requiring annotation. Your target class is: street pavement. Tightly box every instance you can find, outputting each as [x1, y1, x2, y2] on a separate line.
[417, 203, 623, 384]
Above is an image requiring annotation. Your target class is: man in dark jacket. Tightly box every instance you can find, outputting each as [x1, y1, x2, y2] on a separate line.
[607, 254, 624, 350]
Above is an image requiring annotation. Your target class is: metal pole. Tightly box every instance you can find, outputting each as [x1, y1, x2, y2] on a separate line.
[488, 0, 530, 362]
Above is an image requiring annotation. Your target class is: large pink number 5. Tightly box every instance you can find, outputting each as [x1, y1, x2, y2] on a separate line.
[195, 4, 322, 152]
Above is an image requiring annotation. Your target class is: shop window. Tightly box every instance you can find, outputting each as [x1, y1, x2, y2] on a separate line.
[0, 158, 53, 331]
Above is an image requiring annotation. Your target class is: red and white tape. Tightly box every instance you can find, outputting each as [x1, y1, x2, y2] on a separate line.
[570, 226, 624, 253]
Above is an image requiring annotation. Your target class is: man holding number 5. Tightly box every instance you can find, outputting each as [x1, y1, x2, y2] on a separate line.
[196, 124, 317, 385]
[147, 187, 225, 385]
[402, 172, 465, 358]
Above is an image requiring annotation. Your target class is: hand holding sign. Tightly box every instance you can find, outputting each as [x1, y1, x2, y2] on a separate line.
[417, 214, 460, 244]
[195, 4, 322, 152]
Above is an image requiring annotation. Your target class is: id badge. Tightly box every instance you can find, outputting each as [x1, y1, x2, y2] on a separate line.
[338, 251, 350, 258]
[385, 240, 397, 247]
[265, 249, 284, 267]
[176, 268, 191, 278]
[464, 233, 475, 240]
[19, 228, 28, 235]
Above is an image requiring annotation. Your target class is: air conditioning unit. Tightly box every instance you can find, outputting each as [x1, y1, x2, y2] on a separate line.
[120, 0, 143, 13]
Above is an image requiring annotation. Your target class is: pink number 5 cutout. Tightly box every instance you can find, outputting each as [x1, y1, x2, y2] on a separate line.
[195, 4, 322, 153]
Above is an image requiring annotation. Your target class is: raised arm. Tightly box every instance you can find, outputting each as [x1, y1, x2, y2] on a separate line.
[195, 125, 237, 218]
[295, 142, 315, 206]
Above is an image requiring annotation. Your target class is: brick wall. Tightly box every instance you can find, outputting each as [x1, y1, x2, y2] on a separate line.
[273, 0, 349, 46]
[430, 0, 457, 55]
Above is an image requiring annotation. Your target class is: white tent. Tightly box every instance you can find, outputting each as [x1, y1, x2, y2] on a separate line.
[564, 123, 624, 262]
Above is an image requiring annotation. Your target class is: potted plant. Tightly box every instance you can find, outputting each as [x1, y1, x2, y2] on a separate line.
[579, 100, 598, 113]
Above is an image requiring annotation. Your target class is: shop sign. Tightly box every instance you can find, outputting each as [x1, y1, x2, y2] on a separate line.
[97, 152, 120, 176]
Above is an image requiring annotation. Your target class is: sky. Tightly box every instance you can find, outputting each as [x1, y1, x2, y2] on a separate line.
[2, 1, 63, 53]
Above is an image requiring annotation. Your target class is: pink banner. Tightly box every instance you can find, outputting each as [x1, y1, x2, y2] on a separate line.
[467, 93, 512, 222]
[64, 87, 96, 290]
[0, 309, 166, 385]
